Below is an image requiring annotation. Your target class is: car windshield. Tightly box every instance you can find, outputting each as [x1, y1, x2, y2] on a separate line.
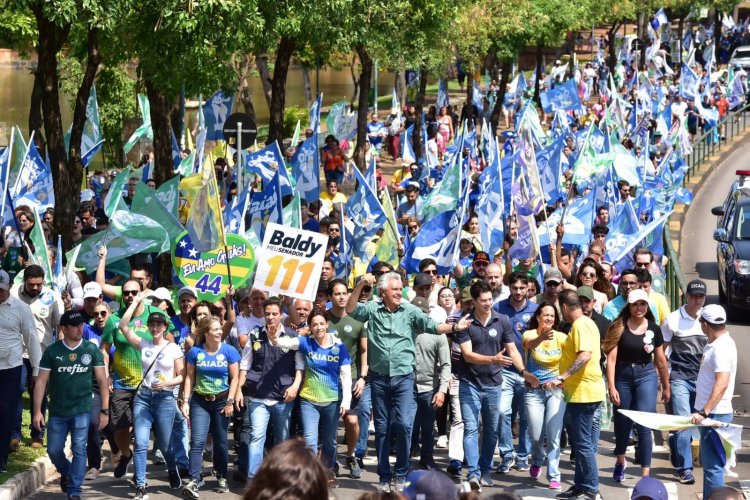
[733, 48, 750, 59]
[737, 205, 750, 240]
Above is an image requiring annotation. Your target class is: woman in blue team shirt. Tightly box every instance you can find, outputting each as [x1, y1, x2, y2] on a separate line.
[272, 310, 352, 488]
[181, 316, 240, 498]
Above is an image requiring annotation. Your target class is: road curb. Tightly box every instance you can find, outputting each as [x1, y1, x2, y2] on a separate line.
[0, 455, 57, 500]
[671, 129, 750, 252]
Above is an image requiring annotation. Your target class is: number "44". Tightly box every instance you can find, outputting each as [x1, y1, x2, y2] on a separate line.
[195, 275, 222, 295]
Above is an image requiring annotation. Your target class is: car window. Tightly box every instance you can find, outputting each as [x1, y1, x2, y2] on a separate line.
[724, 197, 736, 231]
[736, 205, 750, 240]
[733, 49, 750, 58]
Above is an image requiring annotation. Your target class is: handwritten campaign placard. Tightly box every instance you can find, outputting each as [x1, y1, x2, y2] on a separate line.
[253, 223, 328, 302]
[172, 231, 256, 302]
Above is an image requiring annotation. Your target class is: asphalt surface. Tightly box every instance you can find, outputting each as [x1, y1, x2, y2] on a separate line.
[27, 144, 750, 500]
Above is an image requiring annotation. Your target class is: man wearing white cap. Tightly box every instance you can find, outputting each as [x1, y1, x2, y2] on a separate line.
[690, 304, 737, 499]
[81, 282, 103, 321]
[0, 269, 40, 472]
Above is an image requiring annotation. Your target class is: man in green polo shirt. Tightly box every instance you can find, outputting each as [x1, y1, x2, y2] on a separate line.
[346, 271, 470, 493]
[33, 310, 109, 500]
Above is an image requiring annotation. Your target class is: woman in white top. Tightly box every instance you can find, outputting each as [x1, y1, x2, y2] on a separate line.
[119, 294, 185, 497]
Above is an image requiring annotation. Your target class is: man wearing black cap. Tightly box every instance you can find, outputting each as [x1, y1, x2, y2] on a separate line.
[33, 311, 109, 500]
[690, 304, 737, 499]
[661, 279, 707, 485]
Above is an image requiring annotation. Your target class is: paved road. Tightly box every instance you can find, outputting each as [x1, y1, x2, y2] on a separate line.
[27, 145, 750, 499]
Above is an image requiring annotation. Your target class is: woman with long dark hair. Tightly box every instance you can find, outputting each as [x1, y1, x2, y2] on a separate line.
[603, 289, 670, 482]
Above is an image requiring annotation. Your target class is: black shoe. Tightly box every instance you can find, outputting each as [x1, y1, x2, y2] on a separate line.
[357, 457, 365, 471]
[232, 471, 248, 485]
[134, 486, 149, 500]
[410, 444, 420, 458]
[446, 464, 461, 477]
[556, 486, 583, 499]
[178, 467, 190, 478]
[569, 449, 576, 462]
[60, 475, 70, 493]
[114, 453, 133, 479]
[169, 468, 183, 490]
[347, 456, 362, 479]
[418, 458, 437, 470]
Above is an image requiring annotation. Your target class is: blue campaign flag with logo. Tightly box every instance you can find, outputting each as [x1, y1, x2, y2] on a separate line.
[680, 63, 699, 99]
[346, 167, 386, 261]
[224, 185, 250, 234]
[515, 71, 528, 100]
[309, 94, 323, 133]
[536, 136, 568, 205]
[437, 79, 449, 109]
[509, 212, 538, 261]
[477, 140, 505, 254]
[171, 130, 182, 169]
[204, 91, 234, 141]
[401, 208, 465, 275]
[540, 79, 581, 114]
[538, 189, 595, 247]
[248, 172, 283, 242]
[402, 124, 417, 164]
[246, 141, 293, 198]
[365, 157, 378, 193]
[291, 133, 319, 203]
[472, 82, 484, 114]
[11, 138, 48, 200]
[605, 199, 641, 261]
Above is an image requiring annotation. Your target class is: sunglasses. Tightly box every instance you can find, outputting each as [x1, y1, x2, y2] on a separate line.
[635, 262, 650, 268]
[620, 281, 638, 288]
[423, 270, 438, 275]
[94, 311, 108, 317]
[580, 272, 596, 278]
[122, 290, 139, 296]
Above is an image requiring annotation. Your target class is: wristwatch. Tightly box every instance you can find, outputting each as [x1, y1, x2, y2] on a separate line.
[100, 408, 110, 416]
[360, 375, 368, 382]
[698, 409, 707, 418]
[226, 398, 235, 405]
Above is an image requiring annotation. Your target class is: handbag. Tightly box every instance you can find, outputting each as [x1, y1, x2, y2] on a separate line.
[131, 341, 170, 407]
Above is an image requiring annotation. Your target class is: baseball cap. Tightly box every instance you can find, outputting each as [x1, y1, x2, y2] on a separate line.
[631, 476, 668, 500]
[411, 296, 430, 314]
[544, 268, 563, 284]
[147, 312, 169, 325]
[414, 273, 433, 288]
[627, 289, 650, 304]
[147, 287, 173, 303]
[82, 282, 103, 300]
[700, 304, 727, 324]
[177, 286, 198, 300]
[60, 310, 85, 327]
[403, 469, 458, 500]
[461, 287, 472, 303]
[686, 279, 707, 296]
[0, 270, 11, 290]
[80, 189, 95, 202]
[473, 251, 490, 264]
[577, 286, 595, 301]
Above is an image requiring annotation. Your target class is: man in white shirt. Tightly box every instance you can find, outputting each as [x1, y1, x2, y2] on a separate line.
[690, 305, 737, 499]
[0, 270, 40, 472]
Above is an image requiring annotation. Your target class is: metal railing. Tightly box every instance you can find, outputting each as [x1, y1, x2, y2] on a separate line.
[663, 102, 750, 309]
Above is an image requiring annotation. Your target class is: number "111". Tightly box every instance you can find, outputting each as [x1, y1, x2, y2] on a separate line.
[264, 256, 316, 293]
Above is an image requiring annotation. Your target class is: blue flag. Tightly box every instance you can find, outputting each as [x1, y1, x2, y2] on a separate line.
[248, 172, 283, 242]
[477, 139, 505, 254]
[538, 189, 595, 247]
[365, 157, 378, 193]
[224, 185, 250, 234]
[171, 130, 182, 169]
[309, 94, 323, 133]
[204, 91, 234, 141]
[290, 133, 320, 204]
[540, 79, 581, 114]
[245, 141, 293, 198]
[680, 63, 699, 99]
[402, 124, 417, 164]
[437, 80, 449, 109]
[346, 167, 386, 261]
[472, 82, 484, 114]
[509, 213, 538, 261]
[401, 208, 464, 275]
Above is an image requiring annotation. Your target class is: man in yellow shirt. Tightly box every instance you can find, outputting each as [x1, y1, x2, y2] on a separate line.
[319, 180, 348, 217]
[545, 290, 604, 500]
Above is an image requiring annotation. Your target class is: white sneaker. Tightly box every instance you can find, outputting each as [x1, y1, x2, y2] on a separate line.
[436, 435, 448, 449]
[85, 468, 99, 480]
[369, 421, 375, 434]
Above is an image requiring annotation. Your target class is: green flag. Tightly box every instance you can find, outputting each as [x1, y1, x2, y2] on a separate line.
[176, 151, 196, 178]
[375, 187, 400, 268]
[131, 182, 185, 243]
[28, 210, 53, 285]
[282, 193, 302, 229]
[155, 176, 180, 217]
[123, 94, 153, 153]
[421, 143, 462, 221]
[9, 126, 26, 195]
[103, 166, 131, 217]
[66, 209, 170, 274]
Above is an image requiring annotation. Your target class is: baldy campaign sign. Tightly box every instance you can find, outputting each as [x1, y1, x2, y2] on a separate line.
[254, 223, 328, 302]
[172, 231, 256, 302]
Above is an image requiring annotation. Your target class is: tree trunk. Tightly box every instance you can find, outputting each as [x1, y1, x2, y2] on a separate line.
[28, 69, 45, 153]
[714, 10, 722, 65]
[349, 54, 360, 108]
[490, 60, 512, 136]
[677, 16, 685, 79]
[353, 44, 372, 170]
[267, 36, 295, 146]
[68, 27, 100, 177]
[636, 10, 646, 44]
[607, 24, 620, 74]
[255, 52, 273, 111]
[412, 67, 428, 158]
[396, 70, 406, 108]
[534, 44, 544, 106]
[302, 65, 313, 108]
[144, 79, 174, 186]
[465, 71, 474, 124]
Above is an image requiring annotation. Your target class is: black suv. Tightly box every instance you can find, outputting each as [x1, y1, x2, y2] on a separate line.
[712, 170, 750, 322]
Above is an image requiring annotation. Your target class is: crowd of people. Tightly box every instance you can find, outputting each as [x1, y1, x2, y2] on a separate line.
[0, 12, 746, 500]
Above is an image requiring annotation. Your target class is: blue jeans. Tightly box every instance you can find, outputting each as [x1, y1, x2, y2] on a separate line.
[87, 392, 102, 471]
[169, 405, 189, 470]
[353, 383, 372, 459]
[370, 371, 417, 483]
[459, 381, 501, 479]
[188, 396, 229, 482]
[499, 371, 530, 461]
[565, 402, 601, 494]
[525, 387, 566, 481]
[411, 389, 438, 460]
[613, 363, 658, 467]
[15, 358, 46, 441]
[133, 389, 177, 486]
[699, 412, 733, 498]
[300, 399, 340, 469]
[670, 378, 697, 472]
[245, 399, 292, 479]
[47, 413, 89, 498]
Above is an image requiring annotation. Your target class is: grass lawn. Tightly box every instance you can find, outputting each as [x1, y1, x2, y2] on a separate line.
[0, 393, 49, 485]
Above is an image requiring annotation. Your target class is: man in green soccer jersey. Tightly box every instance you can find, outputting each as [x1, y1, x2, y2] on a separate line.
[33, 311, 109, 500]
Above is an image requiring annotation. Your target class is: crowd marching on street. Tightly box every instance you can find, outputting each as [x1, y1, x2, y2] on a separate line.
[1, 7, 748, 500]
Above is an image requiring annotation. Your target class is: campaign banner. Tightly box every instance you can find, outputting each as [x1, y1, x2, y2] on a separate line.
[254, 222, 328, 302]
[172, 231, 256, 303]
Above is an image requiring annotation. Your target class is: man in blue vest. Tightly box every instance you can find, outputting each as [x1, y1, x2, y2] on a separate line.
[235, 296, 304, 481]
